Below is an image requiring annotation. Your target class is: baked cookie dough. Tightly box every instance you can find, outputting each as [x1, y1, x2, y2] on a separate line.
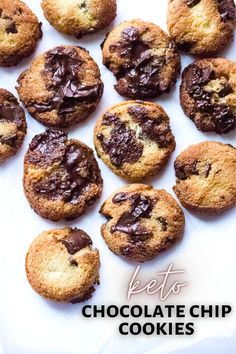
[94, 101, 176, 180]
[26, 227, 100, 303]
[167, 0, 236, 56]
[100, 184, 185, 262]
[102, 19, 180, 99]
[0, 0, 42, 67]
[17, 46, 104, 128]
[23, 129, 103, 221]
[0, 88, 26, 162]
[173, 141, 236, 214]
[41, 0, 116, 38]
[180, 58, 236, 134]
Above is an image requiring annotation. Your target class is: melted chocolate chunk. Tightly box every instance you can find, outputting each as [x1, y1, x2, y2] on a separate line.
[175, 158, 199, 180]
[33, 47, 103, 115]
[28, 129, 101, 204]
[0, 104, 22, 125]
[204, 162, 212, 178]
[5, 22, 17, 34]
[186, 0, 201, 7]
[109, 27, 168, 98]
[111, 194, 153, 241]
[157, 217, 168, 231]
[186, 64, 236, 134]
[97, 113, 143, 167]
[112, 192, 129, 203]
[128, 105, 174, 148]
[61, 229, 92, 255]
[217, 0, 235, 22]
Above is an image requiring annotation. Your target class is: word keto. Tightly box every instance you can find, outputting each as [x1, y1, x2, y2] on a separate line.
[127, 264, 188, 301]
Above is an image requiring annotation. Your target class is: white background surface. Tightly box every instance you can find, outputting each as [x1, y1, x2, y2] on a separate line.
[0, 0, 236, 353]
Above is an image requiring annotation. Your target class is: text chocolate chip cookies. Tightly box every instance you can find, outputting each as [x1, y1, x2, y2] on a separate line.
[102, 19, 181, 99]
[41, 0, 117, 38]
[167, 0, 236, 56]
[23, 129, 103, 221]
[16, 45, 104, 128]
[100, 184, 185, 262]
[0, 0, 42, 67]
[94, 101, 176, 180]
[173, 141, 236, 214]
[26, 227, 100, 303]
[180, 58, 236, 134]
[0, 88, 27, 162]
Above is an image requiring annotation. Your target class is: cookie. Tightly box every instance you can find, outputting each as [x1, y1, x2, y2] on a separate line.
[41, 0, 116, 38]
[180, 58, 236, 134]
[0, 88, 27, 163]
[26, 227, 100, 303]
[0, 0, 42, 67]
[16, 46, 104, 128]
[23, 129, 103, 221]
[94, 101, 176, 180]
[173, 141, 236, 214]
[100, 184, 185, 262]
[167, 0, 236, 56]
[102, 19, 181, 99]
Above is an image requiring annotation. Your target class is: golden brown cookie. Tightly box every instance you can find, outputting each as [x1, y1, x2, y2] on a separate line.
[167, 0, 236, 56]
[102, 19, 180, 99]
[173, 141, 236, 214]
[100, 184, 185, 263]
[16, 46, 103, 128]
[180, 58, 236, 134]
[94, 101, 176, 180]
[0, 88, 27, 163]
[41, 0, 116, 38]
[23, 129, 103, 221]
[0, 0, 42, 67]
[26, 227, 100, 303]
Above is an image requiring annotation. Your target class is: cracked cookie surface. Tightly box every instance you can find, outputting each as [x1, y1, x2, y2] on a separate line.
[23, 129, 103, 221]
[26, 227, 100, 303]
[173, 141, 236, 213]
[94, 101, 176, 180]
[0, 0, 42, 67]
[167, 0, 236, 56]
[17, 46, 103, 128]
[102, 19, 180, 99]
[0, 88, 27, 162]
[42, 0, 116, 38]
[100, 184, 185, 262]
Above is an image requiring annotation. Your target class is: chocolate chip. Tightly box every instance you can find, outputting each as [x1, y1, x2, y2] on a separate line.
[97, 115, 143, 167]
[5, 22, 18, 34]
[128, 105, 174, 148]
[102, 112, 118, 125]
[186, 64, 236, 134]
[204, 163, 212, 178]
[175, 158, 199, 180]
[186, 0, 201, 7]
[157, 217, 168, 231]
[111, 194, 153, 241]
[33, 47, 103, 115]
[61, 229, 92, 255]
[218, 83, 233, 97]
[217, 0, 235, 22]
[112, 192, 129, 203]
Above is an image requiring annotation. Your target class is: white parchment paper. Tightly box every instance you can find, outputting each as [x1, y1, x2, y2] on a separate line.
[0, 0, 235, 353]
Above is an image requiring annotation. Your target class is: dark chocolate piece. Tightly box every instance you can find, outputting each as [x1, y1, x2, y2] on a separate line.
[62, 228, 92, 255]
[175, 158, 199, 180]
[217, 0, 235, 22]
[5, 22, 17, 34]
[186, 0, 201, 8]
[112, 192, 129, 203]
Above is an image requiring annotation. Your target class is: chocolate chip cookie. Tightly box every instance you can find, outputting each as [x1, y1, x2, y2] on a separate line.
[17, 46, 104, 128]
[173, 141, 236, 214]
[26, 227, 100, 303]
[180, 58, 236, 134]
[0, 88, 27, 163]
[0, 0, 42, 67]
[42, 0, 116, 38]
[100, 184, 185, 262]
[94, 101, 176, 180]
[102, 19, 181, 99]
[23, 129, 103, 221]
[167, 0, 236, 56]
